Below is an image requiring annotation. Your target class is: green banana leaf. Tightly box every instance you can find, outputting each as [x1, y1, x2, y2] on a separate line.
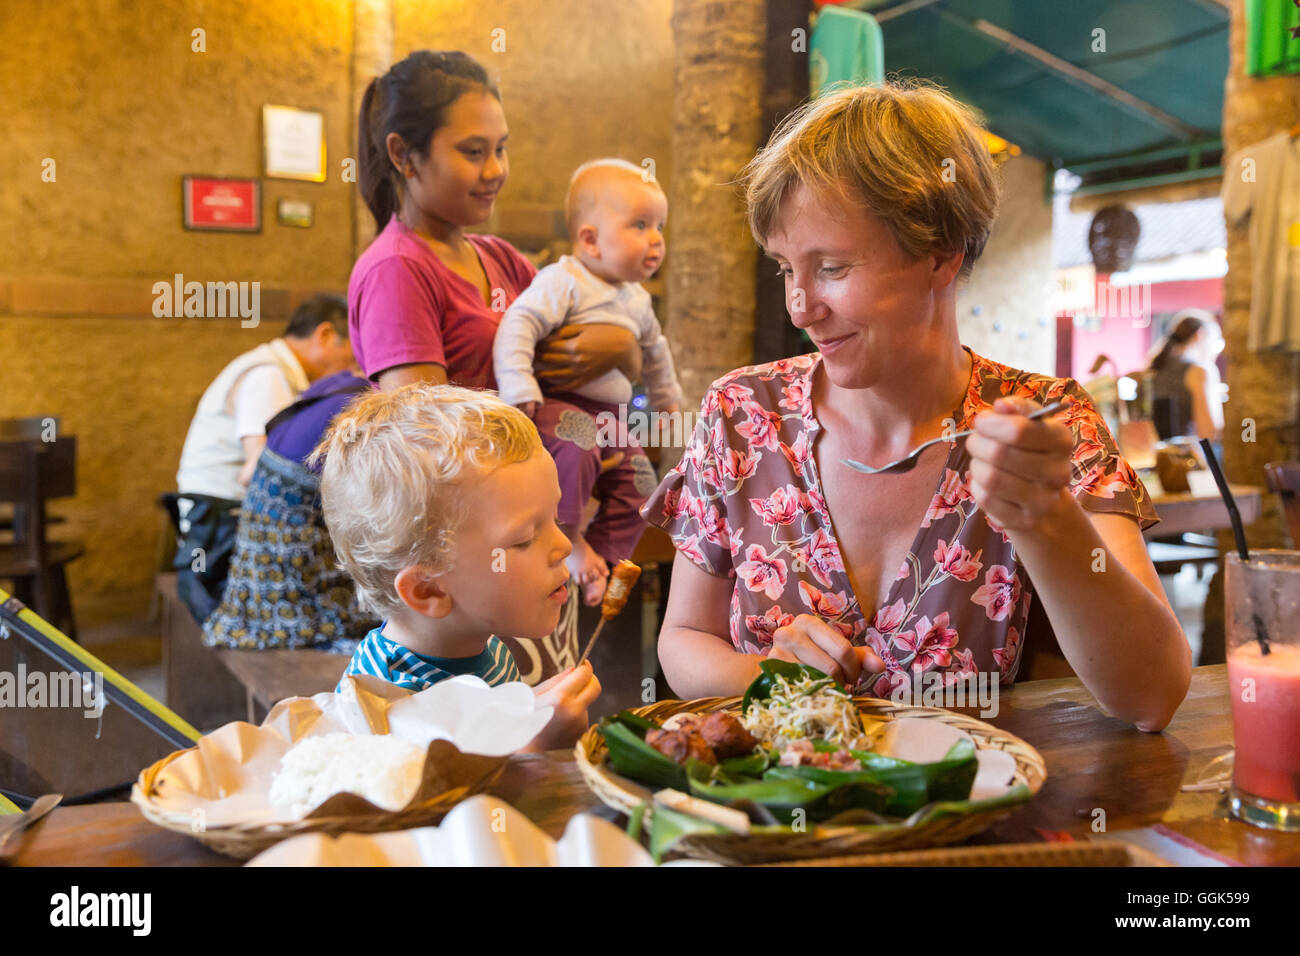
[599, 711, 776, 791]
[598, 718, 688, 791]
[902, 783, 1033, 825]
[646, 801, 730, 865]
[764, 737, 977, 816]
[611, 709, 660, 733]
[598, 690, 989, 835]
[740, 659, 833, 714]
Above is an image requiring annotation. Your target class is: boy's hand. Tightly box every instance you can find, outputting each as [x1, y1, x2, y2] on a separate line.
[525, 661, 601, 752]
[518, 401, 538, 419]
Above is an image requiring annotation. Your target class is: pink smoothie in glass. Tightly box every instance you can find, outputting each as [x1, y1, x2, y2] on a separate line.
[1228, 643, 1300, 804]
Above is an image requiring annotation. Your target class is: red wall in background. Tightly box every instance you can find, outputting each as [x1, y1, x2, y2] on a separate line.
[1064, 276, 1223, 381]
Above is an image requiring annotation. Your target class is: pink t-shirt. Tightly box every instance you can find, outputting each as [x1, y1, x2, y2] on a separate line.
[348, 215, 537, 387]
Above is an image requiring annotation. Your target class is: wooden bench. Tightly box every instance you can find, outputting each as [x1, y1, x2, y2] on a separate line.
[156, 573, 346, 729]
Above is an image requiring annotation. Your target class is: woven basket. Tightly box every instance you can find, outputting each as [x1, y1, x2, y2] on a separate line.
[575, 695, 1046, 865]
[131, 747, 504, 860]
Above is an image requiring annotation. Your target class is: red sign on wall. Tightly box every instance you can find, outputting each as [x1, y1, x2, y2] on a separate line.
[182, 176, 262, 232]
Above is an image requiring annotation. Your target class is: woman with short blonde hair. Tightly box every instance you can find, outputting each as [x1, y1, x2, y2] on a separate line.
[643, 81, 1191, 732]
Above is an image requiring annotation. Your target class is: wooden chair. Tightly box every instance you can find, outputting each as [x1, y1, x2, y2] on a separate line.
[0, 418, 63, 535]
[1264, 462, 1300, 547]
[0, 416, 59, 442]
[0, 436, 83, 639]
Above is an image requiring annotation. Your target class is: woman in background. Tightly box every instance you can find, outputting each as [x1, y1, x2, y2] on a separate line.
[1147, 309, 1225, 443]
[347, 50, 642, 683]
[203, 363, 376, 653]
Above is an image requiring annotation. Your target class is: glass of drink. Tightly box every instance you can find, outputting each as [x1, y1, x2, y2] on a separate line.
[1225, 550, 1300, 831]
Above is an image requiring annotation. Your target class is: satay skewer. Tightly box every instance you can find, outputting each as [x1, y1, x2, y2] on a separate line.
[577, 560, 642, 665]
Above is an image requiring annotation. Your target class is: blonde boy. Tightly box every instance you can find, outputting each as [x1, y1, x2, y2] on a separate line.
[313, 383, 600, 751]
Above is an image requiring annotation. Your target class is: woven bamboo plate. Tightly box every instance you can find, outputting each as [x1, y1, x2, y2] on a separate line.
[576, 695, 1046, 866]
[131, 746, 506, 860]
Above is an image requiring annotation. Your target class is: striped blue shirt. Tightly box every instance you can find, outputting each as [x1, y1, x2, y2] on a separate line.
[337, 624, 521, 693]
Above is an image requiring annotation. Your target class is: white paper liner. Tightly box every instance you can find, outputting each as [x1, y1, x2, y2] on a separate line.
[246, 795, 658, 867]
[141, 674, 553, 827]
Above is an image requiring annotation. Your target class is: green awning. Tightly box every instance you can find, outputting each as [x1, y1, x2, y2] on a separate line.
[862, 0, 1230, 187]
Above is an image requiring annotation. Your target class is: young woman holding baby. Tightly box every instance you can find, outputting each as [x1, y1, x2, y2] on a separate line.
[347, 50, 623, 696]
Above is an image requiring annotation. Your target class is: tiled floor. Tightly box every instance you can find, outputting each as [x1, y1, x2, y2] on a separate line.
[78, 616, 166, 704]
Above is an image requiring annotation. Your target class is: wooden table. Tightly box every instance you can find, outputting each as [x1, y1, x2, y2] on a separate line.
[10, 665, 1300, 866]
[1146, 484, 1263, 538]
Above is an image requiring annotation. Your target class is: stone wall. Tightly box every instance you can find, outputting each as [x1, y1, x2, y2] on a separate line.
[1220, 0, 1300, 548]
[956, 155, 1056, 375]
[394, 0, 675, 244]
[1, 1, 356, 625]
[666, 0, 766, 407]
[0, 0, 675, 625]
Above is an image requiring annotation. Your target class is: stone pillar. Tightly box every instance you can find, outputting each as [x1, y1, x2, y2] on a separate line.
[1221, 0, 1300, 548]
[352, 0, 395, 261]
[668, 0, 767, 408]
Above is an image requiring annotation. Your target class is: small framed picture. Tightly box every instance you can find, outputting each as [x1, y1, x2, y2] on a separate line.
[262, 104, 326, 182]
[182, 176, 261, 232]
[277, 198, 314, 228]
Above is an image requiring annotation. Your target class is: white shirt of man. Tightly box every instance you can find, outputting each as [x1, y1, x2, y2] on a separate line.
[175, 338, 309, 501]
[492, 255, 684, 410]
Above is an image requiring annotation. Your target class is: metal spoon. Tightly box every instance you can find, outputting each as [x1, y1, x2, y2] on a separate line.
[841, 402, 1067, 475]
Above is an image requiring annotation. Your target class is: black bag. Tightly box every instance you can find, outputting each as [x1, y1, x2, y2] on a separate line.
[173, 493, 242, 624]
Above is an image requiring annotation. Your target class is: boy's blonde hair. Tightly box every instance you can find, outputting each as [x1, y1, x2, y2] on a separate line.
[740, 79, 1000, 278]
[310, 383, 542, 616]
[564, 157, 664, 242]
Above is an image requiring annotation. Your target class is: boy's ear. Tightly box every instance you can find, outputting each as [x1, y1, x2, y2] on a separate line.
[394, 564, 454, 619]
[576, 223, 601, 258]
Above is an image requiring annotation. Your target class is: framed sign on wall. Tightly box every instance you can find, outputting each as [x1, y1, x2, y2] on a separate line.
[181, 176, 261, 232]
[262, 104, 326, 182]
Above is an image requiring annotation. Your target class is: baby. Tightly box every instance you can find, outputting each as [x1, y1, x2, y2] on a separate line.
[313, 383, 600, 751]
[493, 158, 684, 605]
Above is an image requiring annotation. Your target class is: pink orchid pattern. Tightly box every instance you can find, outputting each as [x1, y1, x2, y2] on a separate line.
[971, 565, 1021, 621]
[744, 604, 795, 645]
[934, 538, 983, 582]
[642, 350, 1156, 682]
[943, 648, 979, 687]
[992, 625, 1021, 679]
[736, 404, 783, 452]
[750, 484, 808, 527]
[894, 612, 960, 672]
[923, 468, 974, 527]
[793, 528, 844, 588]
[736, 545, 788, 600]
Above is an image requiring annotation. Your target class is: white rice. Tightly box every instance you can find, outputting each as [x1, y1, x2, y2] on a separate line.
[269, 733, 425, 817]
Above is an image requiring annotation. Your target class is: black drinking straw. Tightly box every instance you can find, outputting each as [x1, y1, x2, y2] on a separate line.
[1197, 438, 1270, 654]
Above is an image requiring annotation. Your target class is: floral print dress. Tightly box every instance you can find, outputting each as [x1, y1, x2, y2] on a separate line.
[640, 348, 1158, 694]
